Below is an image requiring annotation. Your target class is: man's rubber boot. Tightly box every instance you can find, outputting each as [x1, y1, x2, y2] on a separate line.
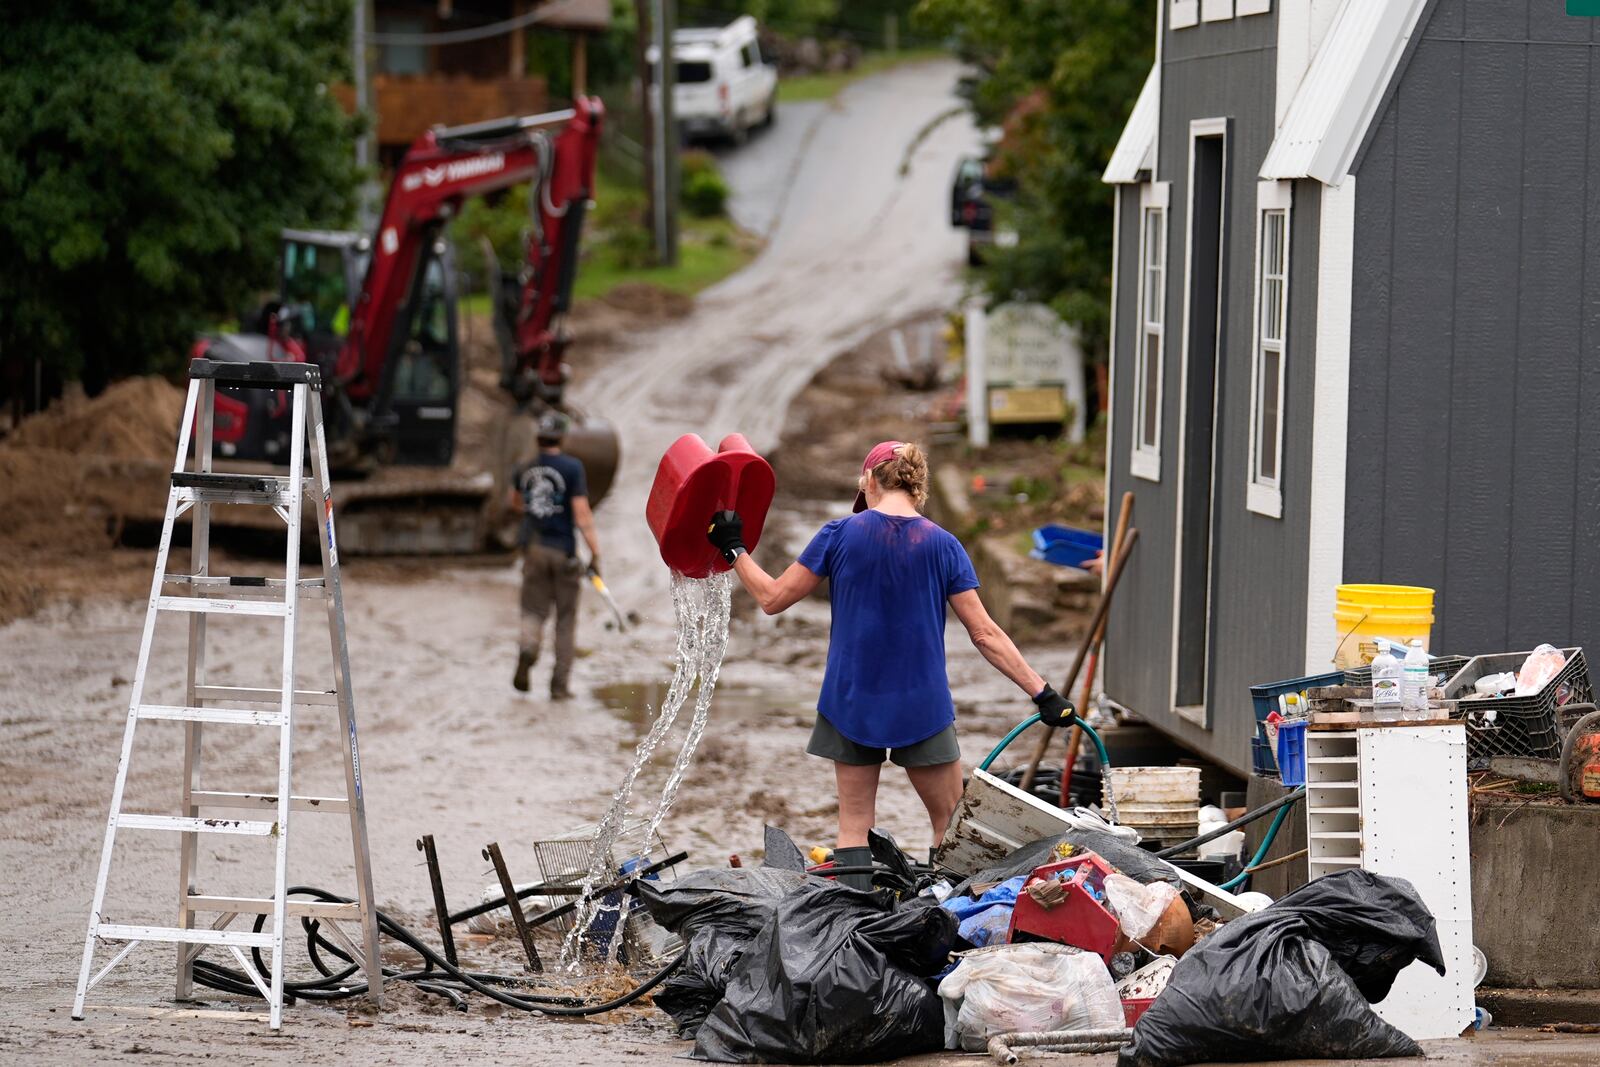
[550, 680, 573, 701]
[832, 846, 875, 891]
[512, 650, 535, 692]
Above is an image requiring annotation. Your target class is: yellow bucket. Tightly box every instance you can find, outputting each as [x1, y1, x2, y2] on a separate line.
[1333, 584, 1435, 668]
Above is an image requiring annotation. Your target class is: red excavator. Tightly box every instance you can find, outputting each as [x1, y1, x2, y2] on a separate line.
[191, 97, 618, 553]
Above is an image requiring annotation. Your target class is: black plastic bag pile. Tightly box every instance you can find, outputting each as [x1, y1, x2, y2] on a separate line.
[1118, 869, 1446, 1067]
[637, 864, 958, 1063]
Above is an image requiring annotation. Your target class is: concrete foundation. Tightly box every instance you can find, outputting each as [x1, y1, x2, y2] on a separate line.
[1470, 799, 1600, 990]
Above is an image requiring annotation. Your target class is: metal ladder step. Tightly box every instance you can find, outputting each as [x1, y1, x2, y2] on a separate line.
[138, 705, 287, 727]
[116, 814, 277, 836]
[155, 596, 290, 617]
[164, 576, 326, 601]
[193, 684, 337, 706]
[97, 924, 276, 949]
[192, 790, 348, 815]
[171, 472, 308, 506]
[185, 895, 360, 920]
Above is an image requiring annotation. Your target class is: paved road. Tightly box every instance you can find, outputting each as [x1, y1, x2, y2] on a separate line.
[575, 58, 976, 619]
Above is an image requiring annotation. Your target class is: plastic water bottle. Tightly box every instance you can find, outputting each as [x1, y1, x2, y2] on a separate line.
[1371, 639, 1402, 721]
[1402, 639, 1430, 719]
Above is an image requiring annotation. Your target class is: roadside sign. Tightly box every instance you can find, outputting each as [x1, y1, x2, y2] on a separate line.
[984, 303, 1085, 440]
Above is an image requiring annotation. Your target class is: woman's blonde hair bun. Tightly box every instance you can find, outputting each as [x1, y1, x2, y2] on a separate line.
[869, 442, 929, 507]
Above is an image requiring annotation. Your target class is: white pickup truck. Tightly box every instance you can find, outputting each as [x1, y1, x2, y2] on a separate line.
[652, 16, 778, 145]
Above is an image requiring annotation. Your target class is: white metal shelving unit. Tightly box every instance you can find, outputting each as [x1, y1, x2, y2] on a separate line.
[1304, 722, 1474, 1040]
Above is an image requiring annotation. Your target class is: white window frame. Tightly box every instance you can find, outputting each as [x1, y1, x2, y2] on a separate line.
[1237, 0, 1271, 16]
[1171, 0, 1199, 30]
[1248, 180, 1292, 518]
[1131, 182, 1170, 482]
[1201, 0, 1234, 22]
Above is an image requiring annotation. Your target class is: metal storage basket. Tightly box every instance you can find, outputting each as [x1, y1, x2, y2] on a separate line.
[530, 819, 678, 958]
[1442, 647, 1591, 762]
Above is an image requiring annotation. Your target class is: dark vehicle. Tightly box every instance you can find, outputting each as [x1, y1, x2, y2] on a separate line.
[949, 155, 1016, 266]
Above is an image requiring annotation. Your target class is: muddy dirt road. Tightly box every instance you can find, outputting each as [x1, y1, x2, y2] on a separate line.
[0, 59, 1054, 1063]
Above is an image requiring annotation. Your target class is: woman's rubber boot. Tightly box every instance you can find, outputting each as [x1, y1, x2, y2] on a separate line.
[833, 846, 875, 891]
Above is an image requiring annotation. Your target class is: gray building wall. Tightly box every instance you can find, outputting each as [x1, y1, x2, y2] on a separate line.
[1106, 11, 1321, 775]
[1345, 1, 1600, 659]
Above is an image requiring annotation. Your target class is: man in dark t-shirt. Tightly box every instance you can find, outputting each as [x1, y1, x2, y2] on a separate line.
[509, 412, 600, 698]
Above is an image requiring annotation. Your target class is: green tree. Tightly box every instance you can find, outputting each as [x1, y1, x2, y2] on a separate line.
[915, 0, 1154, 361]
[0, 1, 362, 390]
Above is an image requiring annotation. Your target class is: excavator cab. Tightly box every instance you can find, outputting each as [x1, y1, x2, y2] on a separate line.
[277, 229, 462, 467]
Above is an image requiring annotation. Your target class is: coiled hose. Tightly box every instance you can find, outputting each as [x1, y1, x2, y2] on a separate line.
[189, 885, 684, 1016]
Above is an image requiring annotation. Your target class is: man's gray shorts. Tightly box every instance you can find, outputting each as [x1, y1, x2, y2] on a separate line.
[806, 714, 961, 768]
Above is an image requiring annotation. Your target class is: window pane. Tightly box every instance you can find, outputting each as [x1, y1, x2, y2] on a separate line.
[1148, 209, 1163, 269]
[1257, 348, 1281, 482]
[1263, 276, 1283, 342]
[1143, 331, 1160, 447]
[1267, 211, 1285, 274]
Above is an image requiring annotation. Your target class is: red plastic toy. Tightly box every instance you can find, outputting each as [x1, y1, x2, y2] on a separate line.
[1007, 854, 1120, 963]
[646, 433, 775, 578]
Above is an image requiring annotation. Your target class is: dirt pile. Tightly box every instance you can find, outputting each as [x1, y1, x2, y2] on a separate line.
[4, 375, 186, 460]
[0, 378, 182, 625]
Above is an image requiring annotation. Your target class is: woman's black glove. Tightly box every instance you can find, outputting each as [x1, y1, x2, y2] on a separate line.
[1032, 684, 1077, 728]
[707, 510, 747, 564]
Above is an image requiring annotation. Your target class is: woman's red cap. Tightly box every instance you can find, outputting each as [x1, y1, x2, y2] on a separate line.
[852, 440, 905, 512]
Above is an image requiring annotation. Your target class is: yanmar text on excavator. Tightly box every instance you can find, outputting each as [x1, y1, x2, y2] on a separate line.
[190, 98, 618, 554]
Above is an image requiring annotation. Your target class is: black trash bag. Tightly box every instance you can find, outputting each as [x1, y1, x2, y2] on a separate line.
[692, 882, 960, 1063]
[763, 824, 808, 872]
[1117, 870, 1446, 1067]
[637, 866, 813, 1035]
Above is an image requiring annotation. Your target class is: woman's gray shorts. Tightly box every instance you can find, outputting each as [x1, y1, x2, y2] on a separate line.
[806, 714, 961, 768]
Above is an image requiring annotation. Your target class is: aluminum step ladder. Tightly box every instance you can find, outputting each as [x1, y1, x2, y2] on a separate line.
[72, 358, 382, 1028]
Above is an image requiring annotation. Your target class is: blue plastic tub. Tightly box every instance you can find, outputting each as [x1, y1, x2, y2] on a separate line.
[1249, 671, 1344, 725]
[1030, 525, 1105, 569]
[1276, 721, 1308, 787]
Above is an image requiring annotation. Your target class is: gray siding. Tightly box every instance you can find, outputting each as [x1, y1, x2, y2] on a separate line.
[1106, 9, 1320, 775]
[1346, 1, 1600, 659]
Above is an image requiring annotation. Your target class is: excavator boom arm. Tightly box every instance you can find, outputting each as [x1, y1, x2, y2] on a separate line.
[340, 98, 604, 402]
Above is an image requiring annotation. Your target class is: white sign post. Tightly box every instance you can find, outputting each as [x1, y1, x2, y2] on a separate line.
[965, 299, 989, 448]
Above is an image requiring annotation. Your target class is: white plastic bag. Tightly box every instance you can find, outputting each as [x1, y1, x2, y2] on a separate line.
[1105, 872, 1181, 941]
[1516, 644, 1566, 695]
[937, 943, 1123, 1052]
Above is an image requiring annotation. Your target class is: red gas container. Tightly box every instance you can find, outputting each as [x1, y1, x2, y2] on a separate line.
[1007, 854, 1121, 963]
[646, 433, 775, 578]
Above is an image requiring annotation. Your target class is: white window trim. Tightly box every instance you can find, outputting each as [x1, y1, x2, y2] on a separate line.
[1237, 0, 1271, 16]
[1131, 181, 1170, 483]
[1171, 1, 1199, 30]
[1201, 0, 1234, 22]
[1248, 180, 1293, 519]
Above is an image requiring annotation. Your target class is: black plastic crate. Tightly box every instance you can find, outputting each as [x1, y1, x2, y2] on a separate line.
[1343, 654, 1469, 689]
[1442, 647, 1592, 762]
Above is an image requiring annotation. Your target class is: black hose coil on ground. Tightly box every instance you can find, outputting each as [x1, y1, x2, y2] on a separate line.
[188, 885, 685, 1016]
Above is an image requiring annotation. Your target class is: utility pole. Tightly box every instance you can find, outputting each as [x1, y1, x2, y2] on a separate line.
[651, 0, 679, 266]
[633, 0, 655, 256]
[353, 0, 378, 229]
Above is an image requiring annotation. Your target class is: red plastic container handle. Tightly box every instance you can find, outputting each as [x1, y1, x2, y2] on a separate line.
[645, 432, 776, 578]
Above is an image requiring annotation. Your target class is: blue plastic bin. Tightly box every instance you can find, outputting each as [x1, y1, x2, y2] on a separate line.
[1275, 721, 1308, 787]
[1248, 670, 1343, 777]
[1030, 525, 1105, 568]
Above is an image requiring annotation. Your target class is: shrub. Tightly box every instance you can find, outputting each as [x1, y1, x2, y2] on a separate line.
[679, 151, 730, 218]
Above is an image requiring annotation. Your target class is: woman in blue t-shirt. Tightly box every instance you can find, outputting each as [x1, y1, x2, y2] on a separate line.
[707, 441, 1073, 882]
